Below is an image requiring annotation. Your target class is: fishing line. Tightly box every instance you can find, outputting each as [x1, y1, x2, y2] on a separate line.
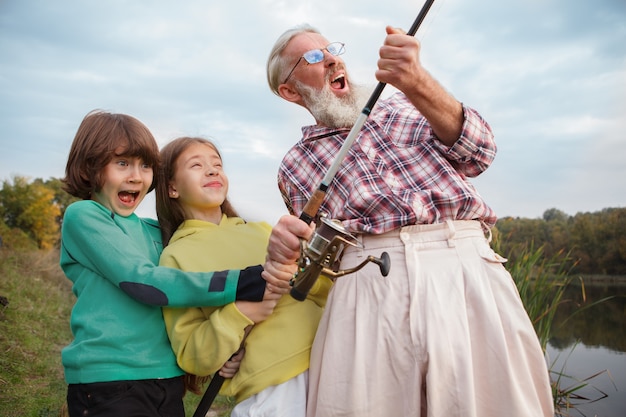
[414, 0, 446, 43]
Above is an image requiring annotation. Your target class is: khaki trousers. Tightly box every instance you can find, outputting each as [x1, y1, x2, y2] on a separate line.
[306, 221, 554, 417]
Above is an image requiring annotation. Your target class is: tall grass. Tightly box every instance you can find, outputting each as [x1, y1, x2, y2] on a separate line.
[504, 243, 577, 352]
[504, 244, 577, 414]
[494, 233, 615, 415]
[0, 247, 73, 416]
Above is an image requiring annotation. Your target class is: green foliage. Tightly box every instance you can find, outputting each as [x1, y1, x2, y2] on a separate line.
[493, 231, 576, 352]
[0, 176, 65, 249]
[496, 207, 626, 275]
[550, 342, 615, 416]
[0, 218, 38, 251]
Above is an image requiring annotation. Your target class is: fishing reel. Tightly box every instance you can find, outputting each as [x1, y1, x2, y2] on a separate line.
[290, 216, 391, 301]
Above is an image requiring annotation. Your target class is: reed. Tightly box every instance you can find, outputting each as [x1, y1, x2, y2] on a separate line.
[493, 232, 614, 415]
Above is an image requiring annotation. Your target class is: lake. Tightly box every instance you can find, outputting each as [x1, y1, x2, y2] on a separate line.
[546, 280, 626, 416]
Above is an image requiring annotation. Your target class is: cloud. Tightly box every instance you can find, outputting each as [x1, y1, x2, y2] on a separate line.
[1, 0, 624, 225]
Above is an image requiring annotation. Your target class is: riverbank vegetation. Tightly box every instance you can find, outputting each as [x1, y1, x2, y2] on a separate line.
[2, 175, 626, 273]
[496, 207, 626, 276]
[1, 175, 623, 415]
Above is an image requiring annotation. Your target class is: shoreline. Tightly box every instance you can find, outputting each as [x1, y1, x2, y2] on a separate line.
[574, 275, 626, 285]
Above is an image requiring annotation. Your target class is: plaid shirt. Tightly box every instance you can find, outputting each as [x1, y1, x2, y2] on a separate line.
[278, 92, 498, 234]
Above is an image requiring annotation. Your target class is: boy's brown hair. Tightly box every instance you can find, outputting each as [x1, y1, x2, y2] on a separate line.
[62, 110, 160, 200]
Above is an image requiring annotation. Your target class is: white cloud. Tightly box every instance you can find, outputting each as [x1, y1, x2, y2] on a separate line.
[1, 0, 625, 225]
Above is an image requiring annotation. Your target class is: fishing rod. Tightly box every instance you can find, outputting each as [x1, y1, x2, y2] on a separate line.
[193, 327, 251, 417]
[290, 0, 436, 301]
[192, 372, 226, 417]
[194, 3, 438, 412]
[298, 0, 436, 225]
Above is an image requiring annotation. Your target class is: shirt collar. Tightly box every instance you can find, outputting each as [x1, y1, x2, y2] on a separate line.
[301, 124, 351, 142]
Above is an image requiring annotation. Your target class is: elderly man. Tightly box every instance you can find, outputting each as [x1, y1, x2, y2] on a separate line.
[263, 23, 554, 417]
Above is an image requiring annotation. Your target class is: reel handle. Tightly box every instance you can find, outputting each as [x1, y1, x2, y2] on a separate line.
[290, 219, 392, 301]
[373, 252, 391, 277]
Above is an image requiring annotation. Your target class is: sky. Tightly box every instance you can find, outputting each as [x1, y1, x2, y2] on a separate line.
[1, 0, 624, 225]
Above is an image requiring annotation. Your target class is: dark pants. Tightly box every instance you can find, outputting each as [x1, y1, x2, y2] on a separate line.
[67, 377, 185, 417]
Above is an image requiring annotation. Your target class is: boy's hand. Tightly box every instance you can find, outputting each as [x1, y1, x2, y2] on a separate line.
[262, 256, 297, 294]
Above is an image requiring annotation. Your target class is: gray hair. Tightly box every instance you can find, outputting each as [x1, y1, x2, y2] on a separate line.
[266, 23, 320, 96]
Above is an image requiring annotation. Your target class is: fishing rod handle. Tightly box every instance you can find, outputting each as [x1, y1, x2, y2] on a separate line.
[299, 187, 327, 224]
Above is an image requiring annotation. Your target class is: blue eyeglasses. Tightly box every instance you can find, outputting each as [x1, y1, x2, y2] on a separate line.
[283, 42, 346, 84]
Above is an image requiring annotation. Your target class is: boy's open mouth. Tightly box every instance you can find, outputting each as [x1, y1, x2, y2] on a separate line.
[118, 191, 139, 204]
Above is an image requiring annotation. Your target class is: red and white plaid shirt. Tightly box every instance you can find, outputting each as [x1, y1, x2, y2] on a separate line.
[278, 92, 498, 234]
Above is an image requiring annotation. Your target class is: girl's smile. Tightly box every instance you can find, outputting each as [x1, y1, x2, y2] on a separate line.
[168, 142, 229, 224]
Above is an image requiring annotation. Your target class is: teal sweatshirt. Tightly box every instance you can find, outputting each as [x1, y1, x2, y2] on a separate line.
[59, 200, 265, 384]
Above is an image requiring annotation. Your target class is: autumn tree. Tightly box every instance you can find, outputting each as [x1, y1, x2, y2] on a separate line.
[34, 177, 79, 227]
[0, 176, 61, 249]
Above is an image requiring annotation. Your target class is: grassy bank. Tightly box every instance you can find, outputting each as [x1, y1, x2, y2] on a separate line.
[0, 248, 71, 416]
[0, 247, 234, 417]
[0, 244, 612, 416]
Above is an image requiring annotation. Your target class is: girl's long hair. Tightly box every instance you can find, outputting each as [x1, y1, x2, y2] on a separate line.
[155, 136, 239, 246]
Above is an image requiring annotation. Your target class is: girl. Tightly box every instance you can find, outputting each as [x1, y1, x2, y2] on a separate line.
[60, 110, 272, 417]
[156, 137, 332, 417]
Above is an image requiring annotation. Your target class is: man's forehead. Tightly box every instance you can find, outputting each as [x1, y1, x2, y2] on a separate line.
[288, 32, 330, 54]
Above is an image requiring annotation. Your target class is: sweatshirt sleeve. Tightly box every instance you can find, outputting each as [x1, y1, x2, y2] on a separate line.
[163, 304, 253, 376]
[305, 274, 333, 308]
[60, 201, 265, 307]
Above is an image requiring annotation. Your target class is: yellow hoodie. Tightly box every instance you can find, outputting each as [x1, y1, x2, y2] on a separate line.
[161, 215, 331, 402]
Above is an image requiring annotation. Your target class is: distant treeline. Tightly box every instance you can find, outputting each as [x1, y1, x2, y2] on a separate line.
[1, 176, 625, 275]
[495, 207, 626, 276]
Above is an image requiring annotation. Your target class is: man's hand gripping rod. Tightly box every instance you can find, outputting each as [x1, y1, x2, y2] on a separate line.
[290, 0, 436, 301]
[290, 216, 391, 301]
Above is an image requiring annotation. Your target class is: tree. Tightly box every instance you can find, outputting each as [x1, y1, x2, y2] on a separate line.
[496, 207, 626, 275]
[542, 208, 568, 223]
[34, 177, 79, 228]
[0, 176, 61, 249]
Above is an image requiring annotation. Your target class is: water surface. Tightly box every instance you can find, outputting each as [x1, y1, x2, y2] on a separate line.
[547, 281, 626, 416]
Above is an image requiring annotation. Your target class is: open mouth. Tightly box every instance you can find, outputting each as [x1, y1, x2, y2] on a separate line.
[331, 74, 346, 90]
[118, 191, 139, 204]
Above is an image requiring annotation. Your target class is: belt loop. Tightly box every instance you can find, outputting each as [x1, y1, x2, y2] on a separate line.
[354, 234, 365, 258]
[445, 220, 456, 247]
[479, 220, 493, 243]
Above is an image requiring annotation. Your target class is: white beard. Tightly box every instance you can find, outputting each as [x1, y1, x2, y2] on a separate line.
[297, 82, 372, 129]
